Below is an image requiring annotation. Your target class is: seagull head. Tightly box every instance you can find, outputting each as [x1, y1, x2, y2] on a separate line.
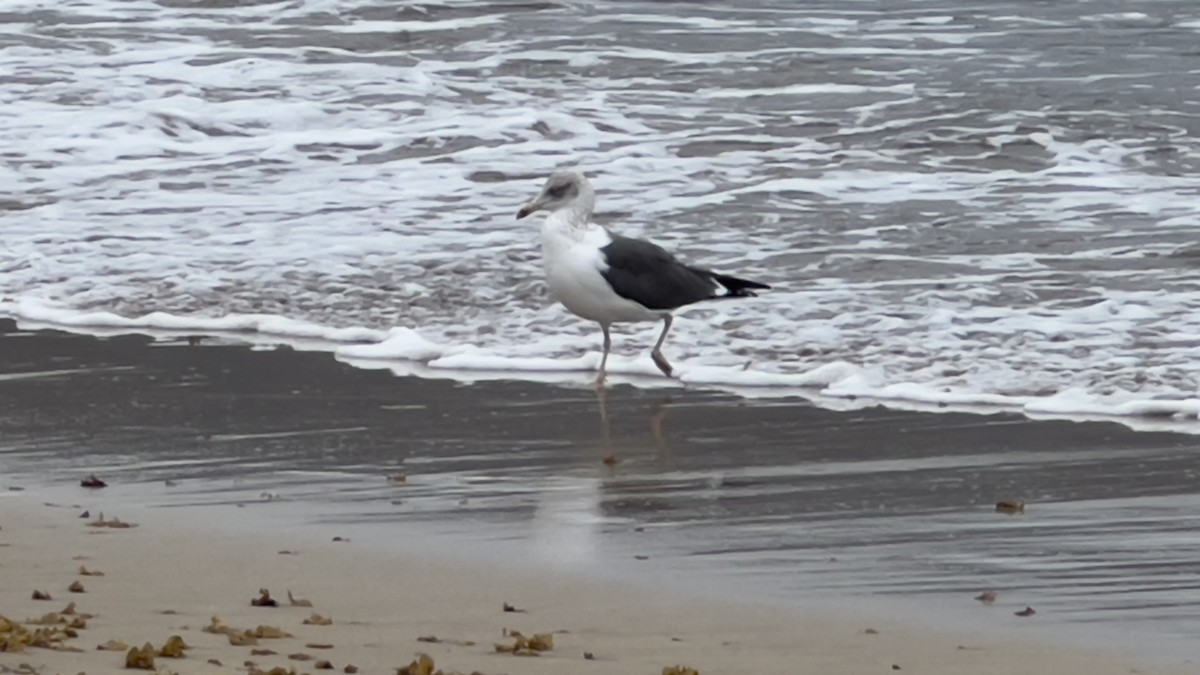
[517, 170, 591, 220]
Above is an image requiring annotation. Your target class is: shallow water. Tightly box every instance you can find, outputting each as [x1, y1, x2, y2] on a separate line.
[4, 0, 1200, 420]
[1, 327, 1198, 661]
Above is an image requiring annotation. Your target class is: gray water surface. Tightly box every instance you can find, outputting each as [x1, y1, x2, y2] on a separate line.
[4, 0, 1200, 409]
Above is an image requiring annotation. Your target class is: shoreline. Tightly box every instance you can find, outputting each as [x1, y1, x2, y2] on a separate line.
[4, 311, 1200, 436]
[1, 496, 1194, 675]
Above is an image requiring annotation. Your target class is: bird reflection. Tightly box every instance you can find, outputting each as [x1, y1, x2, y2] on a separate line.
[650, 399, 670, 458]
[596, 383, 613, 446]
[591, 385, 674, 461]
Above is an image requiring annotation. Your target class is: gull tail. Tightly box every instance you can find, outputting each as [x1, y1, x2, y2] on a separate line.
[712, 272, 771, 298]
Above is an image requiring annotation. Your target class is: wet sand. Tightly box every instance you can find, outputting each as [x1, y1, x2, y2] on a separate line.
[1, 319, 1198, 672]
[1, 498, 1192, 675]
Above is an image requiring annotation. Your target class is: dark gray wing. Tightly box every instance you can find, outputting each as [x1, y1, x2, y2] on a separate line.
[599, 233, 720, 310]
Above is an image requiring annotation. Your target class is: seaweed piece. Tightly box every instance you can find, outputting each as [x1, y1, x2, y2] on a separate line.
[158, 635, 188, 658]
[494, 630, 554, 656]
[396, 653, 434, 675]
[302, 613, 332, 626]
[25, 614, 63, 627]
[124, 643, 155, 670]
[995, 500, 1025, 515]
[228, 632, 258, 647]
[416, 636, 475, 647]
[287, 590, 313, 607]
[203, 616, 265, 645]
[251, 589, 278, 607]
[87, 513, 135, 528]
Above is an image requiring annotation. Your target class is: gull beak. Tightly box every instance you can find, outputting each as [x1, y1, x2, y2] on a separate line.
[516, 200, 543, 220]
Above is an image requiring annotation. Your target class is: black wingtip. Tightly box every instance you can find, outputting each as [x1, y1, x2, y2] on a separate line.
[713, 273, 770, 297]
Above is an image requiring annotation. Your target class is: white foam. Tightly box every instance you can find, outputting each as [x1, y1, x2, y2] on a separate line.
[7, 298, 385, 344]
[681, 361, 864, 388]
[702, 83, 917, 98]
[336, 328, 447, 362]
[12, 297, 1200, 432]
[1025, 389, 1200, 420]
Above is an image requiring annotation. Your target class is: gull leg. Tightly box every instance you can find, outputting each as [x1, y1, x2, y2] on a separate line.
[650, 315, 675, 378]
[593, 322, 612, 388]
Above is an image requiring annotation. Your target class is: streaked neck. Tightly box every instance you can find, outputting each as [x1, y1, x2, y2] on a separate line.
[546, 194, 596, 232]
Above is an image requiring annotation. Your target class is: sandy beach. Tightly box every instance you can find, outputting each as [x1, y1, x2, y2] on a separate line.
[0, 498, 1191, 675]
[1, 320, 1198, 673]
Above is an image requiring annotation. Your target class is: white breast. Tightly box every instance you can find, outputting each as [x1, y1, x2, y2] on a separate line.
[540, 212, 663, 323]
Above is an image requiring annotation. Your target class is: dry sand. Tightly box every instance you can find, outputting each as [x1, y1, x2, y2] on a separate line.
[0, 496, 1190, 675]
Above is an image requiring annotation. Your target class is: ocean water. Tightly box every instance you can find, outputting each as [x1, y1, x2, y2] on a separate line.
[4, 0, 1200, 423]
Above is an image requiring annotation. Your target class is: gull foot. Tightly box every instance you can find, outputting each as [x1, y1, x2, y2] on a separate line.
[651, 351, 674, 378]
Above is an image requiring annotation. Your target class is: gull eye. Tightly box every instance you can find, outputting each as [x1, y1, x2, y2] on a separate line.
[547, 184, 569, 199]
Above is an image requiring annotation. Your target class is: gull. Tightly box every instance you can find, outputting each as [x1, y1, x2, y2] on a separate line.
[516, 170, 770, 385]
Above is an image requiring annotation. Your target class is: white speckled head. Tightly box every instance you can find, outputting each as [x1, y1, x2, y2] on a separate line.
[516, 169, 595, 220]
